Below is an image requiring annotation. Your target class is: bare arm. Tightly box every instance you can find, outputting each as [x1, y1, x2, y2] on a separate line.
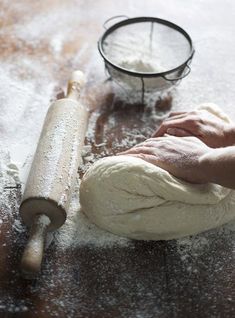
[201, 146, 235, 189]
[119, 136, 235, 190]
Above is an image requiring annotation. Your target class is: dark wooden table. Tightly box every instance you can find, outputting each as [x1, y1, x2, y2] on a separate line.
[0, 1, 235, 317]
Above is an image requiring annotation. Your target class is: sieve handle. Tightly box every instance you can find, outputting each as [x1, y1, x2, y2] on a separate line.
[162, 64, 191, 82]
[103, 15, 129, 30]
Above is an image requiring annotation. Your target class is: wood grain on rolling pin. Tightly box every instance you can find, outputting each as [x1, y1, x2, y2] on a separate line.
[19, 71, 89, 276]
[20, 73, 88, 231]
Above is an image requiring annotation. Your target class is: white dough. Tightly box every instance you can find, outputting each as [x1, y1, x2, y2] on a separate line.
[79, 104, 235, 240]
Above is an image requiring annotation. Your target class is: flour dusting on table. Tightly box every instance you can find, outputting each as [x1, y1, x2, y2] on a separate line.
[0, 1, 235, 316]
[0, 0, 235, 253]
[0, 2, 131, 249]
[54, 178, 130, 249]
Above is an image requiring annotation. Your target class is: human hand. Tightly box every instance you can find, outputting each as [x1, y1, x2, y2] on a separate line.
[118, 136, 213, 184]
[152, 109, 235, 148]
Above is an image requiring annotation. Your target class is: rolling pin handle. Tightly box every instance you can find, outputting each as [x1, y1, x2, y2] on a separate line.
[66, 70, 85, 101]
[21, 214, 51, 279]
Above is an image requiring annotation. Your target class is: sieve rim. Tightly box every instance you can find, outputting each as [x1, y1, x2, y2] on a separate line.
[98, 16, 195, 78]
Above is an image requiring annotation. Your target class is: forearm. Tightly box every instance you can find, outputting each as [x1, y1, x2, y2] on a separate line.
[201, 146, 235, 189]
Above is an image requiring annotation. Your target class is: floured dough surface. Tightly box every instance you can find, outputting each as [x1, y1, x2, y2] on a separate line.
[79, 104, 235, 240]
[80, 155, 235, 240]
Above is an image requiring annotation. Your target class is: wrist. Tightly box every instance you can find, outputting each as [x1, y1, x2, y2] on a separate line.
[224, 124, 235, 146]
[200, 146, 235, 186]
[199, 148, 221, 184]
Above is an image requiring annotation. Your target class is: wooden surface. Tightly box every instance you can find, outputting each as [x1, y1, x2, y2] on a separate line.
[0, 0, 235, 317]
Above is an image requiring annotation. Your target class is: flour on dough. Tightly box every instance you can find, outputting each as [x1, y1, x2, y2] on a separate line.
[79, 104, 235, 240]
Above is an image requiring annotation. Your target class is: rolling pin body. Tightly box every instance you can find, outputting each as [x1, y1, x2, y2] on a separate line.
[20, 71, 88, 276]
[20, 97, 88, 230]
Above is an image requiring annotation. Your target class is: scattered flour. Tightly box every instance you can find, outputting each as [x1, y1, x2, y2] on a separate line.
[0, 0, 234, 256]
[0, 59, 56, 187]
[0, 1, 235, 316]
[13, 5, 78, 51]
[0, 151, 22, 229]
[54, 178, 129, 249]
[0, 2, 130, 249]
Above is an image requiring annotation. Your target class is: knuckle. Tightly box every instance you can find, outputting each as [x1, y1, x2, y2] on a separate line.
[185, 118, 194, 125]
[187, 116, 200, 126]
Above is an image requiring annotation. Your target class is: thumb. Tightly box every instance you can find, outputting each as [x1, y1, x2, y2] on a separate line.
[166, 128, 192, 137]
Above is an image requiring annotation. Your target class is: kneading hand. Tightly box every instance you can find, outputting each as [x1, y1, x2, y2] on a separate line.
[118, 136, 212, 184]
[152, 109, 235, 148]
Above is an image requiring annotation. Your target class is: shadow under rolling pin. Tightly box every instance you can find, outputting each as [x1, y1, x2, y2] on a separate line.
[20, 71, 89, 279]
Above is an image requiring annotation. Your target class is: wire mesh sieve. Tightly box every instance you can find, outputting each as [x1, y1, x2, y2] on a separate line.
[98, 16, 195, 103]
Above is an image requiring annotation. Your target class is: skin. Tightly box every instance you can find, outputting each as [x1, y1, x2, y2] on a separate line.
[152, 109, 235, 148]
[118, 109, 235, 189]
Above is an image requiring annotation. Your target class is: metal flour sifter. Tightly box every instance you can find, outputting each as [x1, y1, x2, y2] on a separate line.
[98, 16, 195, 103]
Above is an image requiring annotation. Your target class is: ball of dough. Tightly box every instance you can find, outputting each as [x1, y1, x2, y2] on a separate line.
[80, 155, 235, 240]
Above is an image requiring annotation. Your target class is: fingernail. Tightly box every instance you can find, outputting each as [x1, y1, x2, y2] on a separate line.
[166, 128, 175, 134]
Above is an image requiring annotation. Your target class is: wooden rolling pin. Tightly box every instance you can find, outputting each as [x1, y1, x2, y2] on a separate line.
[20, 71, 88, 278]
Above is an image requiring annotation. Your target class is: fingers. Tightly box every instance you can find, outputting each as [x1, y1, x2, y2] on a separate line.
[122, 153, 158, 166]
[122, 153, 171, 173]
[118, 138, 166, 155]
[168, 111, 186, 118]
[152, 114, 187, 137]
[131, 138, 164, 148]
[118, 135, 188, 156]
[117, 134, 205, 160]
[164, 113, 187, 121]
[166, 128, 193, 137]
[118, 146, 155, 156]
[152, 118, 193, 137]
[152, 110, 201, 137]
